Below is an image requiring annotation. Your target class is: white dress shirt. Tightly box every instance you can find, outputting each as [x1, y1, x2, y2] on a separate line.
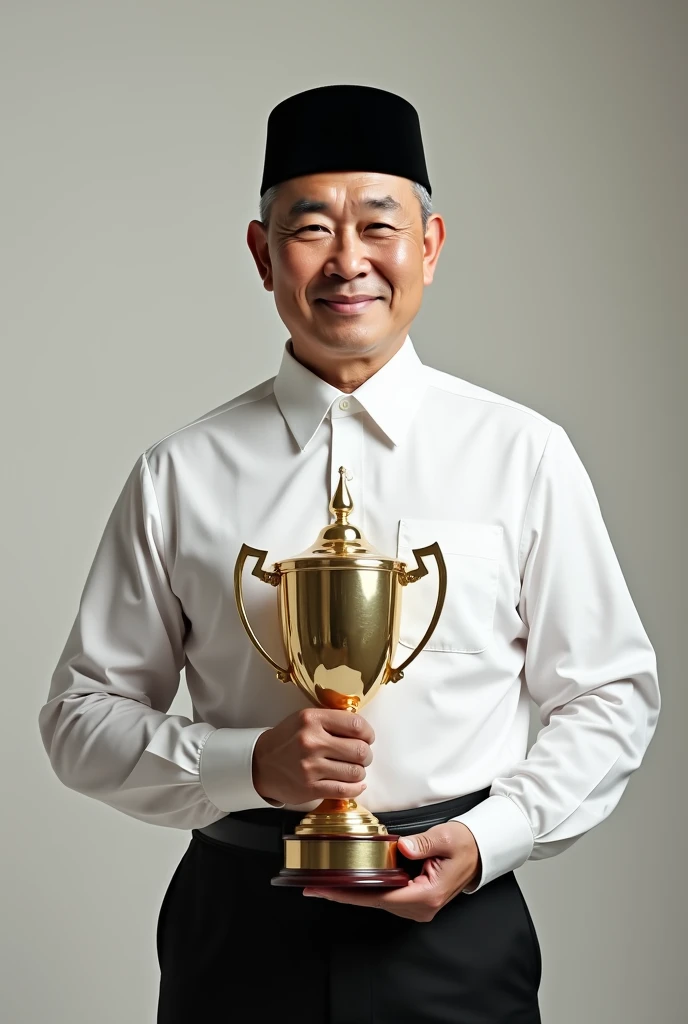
[38, 335, 660, 894]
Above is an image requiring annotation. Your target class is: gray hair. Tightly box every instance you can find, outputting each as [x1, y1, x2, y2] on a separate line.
[259, 180, 432, 234]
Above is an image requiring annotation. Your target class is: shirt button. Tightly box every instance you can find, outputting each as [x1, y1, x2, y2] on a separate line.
[339, 399, 350, 411]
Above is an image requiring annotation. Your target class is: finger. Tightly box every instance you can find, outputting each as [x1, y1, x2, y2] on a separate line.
[320, 736, 373, 767]
[303, 875, 439, 914]
[305, 875, 435, 905]
[397, 825, 456, 860]
[303, 887, 392, 910]
[315, 758, 367, 784]
[303, 850, 456, 905]
[311, 780, 368, 800]
[319, 710, 375, 745]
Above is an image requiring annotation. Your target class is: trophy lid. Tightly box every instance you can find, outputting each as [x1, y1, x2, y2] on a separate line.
[277, 467, 403, 572]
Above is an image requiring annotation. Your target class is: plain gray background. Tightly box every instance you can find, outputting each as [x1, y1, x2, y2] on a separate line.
[2, 1, 685, 1021]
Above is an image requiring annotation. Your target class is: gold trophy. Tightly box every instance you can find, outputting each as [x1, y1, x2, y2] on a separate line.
[234, 467, 447, 887]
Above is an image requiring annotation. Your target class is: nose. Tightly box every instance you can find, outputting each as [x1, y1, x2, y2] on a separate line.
[322, 225, 372, 280]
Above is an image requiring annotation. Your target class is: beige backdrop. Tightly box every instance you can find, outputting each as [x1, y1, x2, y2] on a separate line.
[2, 1, 685, 1021]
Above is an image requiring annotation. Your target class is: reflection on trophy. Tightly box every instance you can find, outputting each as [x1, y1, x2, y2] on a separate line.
[234, 467, 447, 887]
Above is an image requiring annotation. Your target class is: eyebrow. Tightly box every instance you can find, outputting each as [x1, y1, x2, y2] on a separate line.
[285, 195, 403, 219]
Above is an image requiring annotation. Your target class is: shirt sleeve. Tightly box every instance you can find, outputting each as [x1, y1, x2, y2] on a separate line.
[38, 452, 279, 830]
[452, 423, 661, 893]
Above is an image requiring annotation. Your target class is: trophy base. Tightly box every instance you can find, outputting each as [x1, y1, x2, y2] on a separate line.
[270, 832, 409, 888]
[271, 867, 410, 888]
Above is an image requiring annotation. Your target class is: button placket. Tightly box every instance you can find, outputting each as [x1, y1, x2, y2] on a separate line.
[329, 413, 364, 522]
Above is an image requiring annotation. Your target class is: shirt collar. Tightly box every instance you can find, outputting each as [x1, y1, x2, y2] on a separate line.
[273, 334, 428, 451]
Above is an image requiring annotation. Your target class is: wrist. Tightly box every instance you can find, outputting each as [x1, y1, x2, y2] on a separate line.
[251, 729, 275, 802]
[448, 820, 481, 879]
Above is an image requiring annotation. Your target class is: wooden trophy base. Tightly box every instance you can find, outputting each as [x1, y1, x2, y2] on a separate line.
[272, 867, 410, 887]
[270, 833, 410, 888]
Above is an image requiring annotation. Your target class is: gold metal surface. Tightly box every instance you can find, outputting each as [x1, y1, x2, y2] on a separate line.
[233, 544, 291, 683]
[279, 467, 400, 571]
[233, 467, 448, 858]
[294, 798, 388, 836]
[284, 837, 398, 870]
[234, 467, 448, 704]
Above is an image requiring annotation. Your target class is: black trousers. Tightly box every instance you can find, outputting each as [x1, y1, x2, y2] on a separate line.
[156, 801, 542, 1023]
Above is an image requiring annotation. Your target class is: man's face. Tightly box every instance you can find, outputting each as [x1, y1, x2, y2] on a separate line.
[247, 171, 444, 365]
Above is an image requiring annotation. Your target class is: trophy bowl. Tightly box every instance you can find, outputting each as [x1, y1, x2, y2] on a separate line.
[234, 467, 447, 887]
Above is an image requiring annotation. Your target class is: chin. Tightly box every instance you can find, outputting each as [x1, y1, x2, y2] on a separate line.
[311, 329, 385, 355]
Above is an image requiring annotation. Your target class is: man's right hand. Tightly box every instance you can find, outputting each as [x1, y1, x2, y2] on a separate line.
[252, 707, 374, 806]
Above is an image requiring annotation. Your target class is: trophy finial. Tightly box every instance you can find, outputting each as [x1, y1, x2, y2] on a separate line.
[330, 466, 354, 524]
[292, 466, 383, 557]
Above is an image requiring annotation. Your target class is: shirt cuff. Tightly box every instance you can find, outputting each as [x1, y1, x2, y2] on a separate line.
[451, 794, 535, 894]
[199, 727, 284, 812]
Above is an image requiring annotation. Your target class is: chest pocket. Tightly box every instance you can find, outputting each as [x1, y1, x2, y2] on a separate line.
[396, 519, 503, 654]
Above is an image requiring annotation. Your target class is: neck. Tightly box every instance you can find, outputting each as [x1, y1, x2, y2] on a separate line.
[289, 334, 407, 393]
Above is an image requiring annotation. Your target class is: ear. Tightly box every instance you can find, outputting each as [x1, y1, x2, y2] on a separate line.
[422, 213, 446, 287]
[246, 220, 274, 292]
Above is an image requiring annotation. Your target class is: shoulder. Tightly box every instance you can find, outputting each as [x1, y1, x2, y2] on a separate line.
[422, 363, 556, 445]
[142, 375, 276, 463]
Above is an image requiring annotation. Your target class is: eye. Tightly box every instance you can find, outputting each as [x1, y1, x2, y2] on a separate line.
[295, 222, 394, 234]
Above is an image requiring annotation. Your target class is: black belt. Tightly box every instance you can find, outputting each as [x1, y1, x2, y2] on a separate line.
[194, 788, 491, 854]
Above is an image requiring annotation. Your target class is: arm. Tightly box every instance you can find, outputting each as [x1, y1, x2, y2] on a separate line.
[38, 452, 276, 830]
[453, 423, 661, 893]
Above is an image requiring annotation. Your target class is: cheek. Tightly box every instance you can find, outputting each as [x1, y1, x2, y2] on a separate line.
[274, 249, 323, 309]
[384, 239, 423, 275]
[383, 242, 425, 294]
[279, 245, 322, 284]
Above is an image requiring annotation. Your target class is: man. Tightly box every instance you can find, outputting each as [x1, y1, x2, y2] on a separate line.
[38, 85, 660, 1023]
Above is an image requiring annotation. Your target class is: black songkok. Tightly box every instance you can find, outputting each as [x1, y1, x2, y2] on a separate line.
[259, 84, 431, 197]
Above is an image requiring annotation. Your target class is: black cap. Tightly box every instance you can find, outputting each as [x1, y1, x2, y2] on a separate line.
[260, 84, 431, 197]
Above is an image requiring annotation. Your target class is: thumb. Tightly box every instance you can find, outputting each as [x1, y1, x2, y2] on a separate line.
[397, 824, 453, 860]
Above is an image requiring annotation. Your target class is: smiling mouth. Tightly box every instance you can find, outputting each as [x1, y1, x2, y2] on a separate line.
[317, 298, 381, 314]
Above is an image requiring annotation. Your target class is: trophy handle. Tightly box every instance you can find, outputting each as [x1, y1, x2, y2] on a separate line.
[387, 542, 448, 683]
[233, 543, 291, 683]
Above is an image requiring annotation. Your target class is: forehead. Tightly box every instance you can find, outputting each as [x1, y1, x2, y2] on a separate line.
[275, 171, 415, 215]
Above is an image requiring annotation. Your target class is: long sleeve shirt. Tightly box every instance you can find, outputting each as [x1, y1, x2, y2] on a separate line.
[38, 334, 660, 893]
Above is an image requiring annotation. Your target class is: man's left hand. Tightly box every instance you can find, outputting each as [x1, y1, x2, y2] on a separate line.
[303, 821, 481, 922]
